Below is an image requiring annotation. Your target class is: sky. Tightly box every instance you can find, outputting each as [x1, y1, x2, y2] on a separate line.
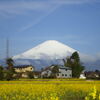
[0, 0, 100, 59]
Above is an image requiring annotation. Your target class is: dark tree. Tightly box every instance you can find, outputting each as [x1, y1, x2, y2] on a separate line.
[6, 58, 14, 69]
[51, 65, 59, 78]
[63, 52, 85, 78]
[27, 71, 34, 79]
[63, 57, 72, 68]
[0, 66, 4, 80]
[71, 52, 80, 63]
[5, 58, 15, 80]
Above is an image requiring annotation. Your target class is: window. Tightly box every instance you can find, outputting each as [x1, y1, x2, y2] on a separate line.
[30, 68, 33, 70]
[65, 74, 67, 76]
[66, 69, 67, 71]
[57, 74, 59, 76]
[62, 74, 64, 76]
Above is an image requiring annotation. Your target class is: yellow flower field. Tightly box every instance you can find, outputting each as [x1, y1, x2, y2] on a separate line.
[0, 79, 100, 100]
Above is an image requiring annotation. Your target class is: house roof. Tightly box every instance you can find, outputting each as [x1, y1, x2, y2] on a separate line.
[14, 65, 34, 68]
[42, 65, 71, 72]
[58, 65, 71, 70]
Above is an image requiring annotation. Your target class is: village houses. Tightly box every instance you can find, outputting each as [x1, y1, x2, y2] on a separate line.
[41, 65, 72, 78]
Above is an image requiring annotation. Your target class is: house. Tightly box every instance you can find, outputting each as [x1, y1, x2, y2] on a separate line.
[14, 65, 34, 73]
[79, 71, 86, 79]
[41, 65, 72, 78]
[57, 66, 72, 78]
[85, 71, 100, 79]
[14, 65, 34, 78]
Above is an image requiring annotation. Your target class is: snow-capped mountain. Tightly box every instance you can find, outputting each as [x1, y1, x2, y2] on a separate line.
[13, 40, 100, 70]
[13, 40, 76, 60]
[13, 40, 76, 70]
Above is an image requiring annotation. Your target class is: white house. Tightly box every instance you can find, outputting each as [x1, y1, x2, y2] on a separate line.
[79, 71, 86, 79]
[57, 66, 72, 78]
[79, 73, 86, 79]
[41, 65, 72, 78]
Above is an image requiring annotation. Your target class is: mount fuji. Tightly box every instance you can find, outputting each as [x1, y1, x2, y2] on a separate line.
[13, 40, 76, 70]
[13, 40, 99, 70]
[13, 40, 76, 60]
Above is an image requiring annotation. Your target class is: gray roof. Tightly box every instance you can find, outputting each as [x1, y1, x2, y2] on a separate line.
[14, 65, 33, 68]
[58, 65, 71, 70]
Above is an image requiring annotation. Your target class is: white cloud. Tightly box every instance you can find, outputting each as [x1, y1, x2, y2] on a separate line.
[0, 0, 99, 31]
[0, 1, 52, 16]
[0, 0, 99, 16]
[18, 4, 60, 32]
[80, 53, 97, 63]
[52, 0, 100, 4]
[80, 52, 100, 64]
[95, 53, 100, 59]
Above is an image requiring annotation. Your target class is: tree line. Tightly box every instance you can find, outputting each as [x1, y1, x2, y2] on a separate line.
[0, 58, 15, 80]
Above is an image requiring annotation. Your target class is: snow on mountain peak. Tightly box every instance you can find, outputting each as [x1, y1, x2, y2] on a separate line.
[13, 40, 76, 60]
[11, 40, 100, 70]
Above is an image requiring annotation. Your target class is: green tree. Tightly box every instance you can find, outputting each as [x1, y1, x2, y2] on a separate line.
[5, 58, 15, 80]
[63, 52, 84, 78]
[27, 71, 34, 79]
[4, 70, 13, 81]
[51, 65, 59, 78]
[6, 58, 14, 69]
[0, 66, 4, 80]
[63, 57, 72, 67]
[71, 52, 80, 63]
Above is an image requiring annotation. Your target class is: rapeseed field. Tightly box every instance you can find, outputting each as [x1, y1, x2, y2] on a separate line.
[0, 79, 100, 100]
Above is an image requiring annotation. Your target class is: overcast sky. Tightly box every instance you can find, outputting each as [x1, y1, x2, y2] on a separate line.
[0, 0, 100, 59]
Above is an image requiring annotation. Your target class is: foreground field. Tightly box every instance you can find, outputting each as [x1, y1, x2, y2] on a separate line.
[0, 79, 100, 100]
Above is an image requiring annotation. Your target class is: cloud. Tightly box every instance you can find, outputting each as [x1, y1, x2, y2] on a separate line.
[0, 1, 53, 16]
[80, 52, 100, 64]
[0, 0, 99, 31]
[52, 0, 100, 4]
[80, 53, 97, 63]
[18, 4, 60, 32]
[0, 0, 99, 16]
[95, 53, 100, 59]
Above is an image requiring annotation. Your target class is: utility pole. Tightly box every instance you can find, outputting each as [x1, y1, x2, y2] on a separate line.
[6, 38, 9, 59]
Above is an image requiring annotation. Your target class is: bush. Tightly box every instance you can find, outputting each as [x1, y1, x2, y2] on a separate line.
[0, 66, 4, 80]
[27, 72, 34, 79]
[4, 68, 15, 81]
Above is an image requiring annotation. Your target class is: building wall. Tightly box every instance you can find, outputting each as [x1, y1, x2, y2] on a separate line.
[41, 70, 52, 78]
[14, 66, 34, 73]
[41, 68, 72, 78]
[57, 69, 72, 78]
